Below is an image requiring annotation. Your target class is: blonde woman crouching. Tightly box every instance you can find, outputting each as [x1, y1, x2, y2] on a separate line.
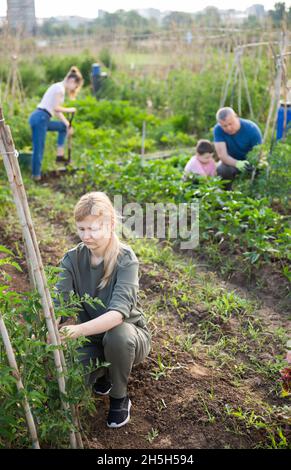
[55, 192, 151, 428]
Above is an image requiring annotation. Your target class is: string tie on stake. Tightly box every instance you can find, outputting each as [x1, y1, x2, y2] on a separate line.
[0, 118, 19, 158]
[1, 150, 19, 158]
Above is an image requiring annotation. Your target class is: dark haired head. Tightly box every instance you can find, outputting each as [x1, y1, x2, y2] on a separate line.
[67, 71, 82, 83]
[196, 140, 214, 155]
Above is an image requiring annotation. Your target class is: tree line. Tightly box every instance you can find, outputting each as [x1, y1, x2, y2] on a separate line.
[34, 3, 291, 37]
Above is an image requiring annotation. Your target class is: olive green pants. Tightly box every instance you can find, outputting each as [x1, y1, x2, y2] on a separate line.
[77, 321, 151, 399]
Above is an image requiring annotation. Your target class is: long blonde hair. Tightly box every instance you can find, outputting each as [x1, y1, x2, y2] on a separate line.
[74, 192, 125, 289]
[64, 66, 84, 99]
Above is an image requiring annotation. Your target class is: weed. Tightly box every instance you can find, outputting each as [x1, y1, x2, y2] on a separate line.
[146, 428, 159, 443]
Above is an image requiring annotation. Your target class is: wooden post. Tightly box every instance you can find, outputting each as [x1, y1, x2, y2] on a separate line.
[239, 57, 254, 119]
[263, 58, 280, 143]
[0, 312, 40, 449]
[24, 240, 36, 288]
[237, 63, 242, 116]
[220, 53, 236, 108]
[220, 41, 279, 117]
[141, 120, 146, 166]
[0, 108, 82, 449]
[230, 65, 239, 109]
[4, 53, 25, 116]
[263, 31, 287, 143]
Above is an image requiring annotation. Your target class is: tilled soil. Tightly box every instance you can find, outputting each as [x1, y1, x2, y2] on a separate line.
[0, 192, 290, 449]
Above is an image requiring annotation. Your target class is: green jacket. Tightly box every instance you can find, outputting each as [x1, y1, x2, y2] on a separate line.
[55, 243, 148, 340]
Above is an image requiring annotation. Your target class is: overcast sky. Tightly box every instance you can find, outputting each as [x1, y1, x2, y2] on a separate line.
[0, 0, 290, 18]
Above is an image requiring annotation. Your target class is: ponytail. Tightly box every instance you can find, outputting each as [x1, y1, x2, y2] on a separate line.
[64, 66, 84, 99]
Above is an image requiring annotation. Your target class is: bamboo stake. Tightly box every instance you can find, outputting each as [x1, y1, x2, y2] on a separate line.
[237, 41, 279, 51]
[237, 63, 242, 116]
[280, 21, 289, 141]
[0, 109, 82, 449]
[239, 57, 254, 119]
[281, 61, 288, 141]
[220, 53, 236, 107]
[221, 41, 280, 112]
[141, 120, 146, 165]
[263, 32, 287, 143]
[230, 65, 238, 109]
[0, 140, 77, 449]
[0, 312, 40, 449]
[254, 44, 263, 83]
[24, 240, 36, 288]
[1, 111, 84, 449]
[263, 70, 278, 143]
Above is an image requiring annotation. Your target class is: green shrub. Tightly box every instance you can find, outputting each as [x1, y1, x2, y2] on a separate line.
[0, 251, 97, 448]
[40, 54, 96, 87]
[99, 48, 117, 71]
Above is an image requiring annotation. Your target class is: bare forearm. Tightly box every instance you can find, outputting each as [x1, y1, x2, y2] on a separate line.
[218, 152, 238, 167]
[55, 106, 74, 113]
[76, 310, 123, 337]
[55, 111, 69, 127]
[215, 143, 238, 167]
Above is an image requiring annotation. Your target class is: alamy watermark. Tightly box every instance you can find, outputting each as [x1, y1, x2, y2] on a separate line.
[113, 195, 199, 250]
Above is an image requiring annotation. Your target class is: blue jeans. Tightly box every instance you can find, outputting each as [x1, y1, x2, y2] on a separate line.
[29, 109, 67, 176]
[276, 106, 291, 140]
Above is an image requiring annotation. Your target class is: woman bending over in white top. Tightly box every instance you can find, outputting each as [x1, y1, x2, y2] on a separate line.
[29, 66, 83, 180]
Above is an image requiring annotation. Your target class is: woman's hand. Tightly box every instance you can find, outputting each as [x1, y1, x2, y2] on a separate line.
[59, 324, 82, 341]
[68, 107, 76, 114]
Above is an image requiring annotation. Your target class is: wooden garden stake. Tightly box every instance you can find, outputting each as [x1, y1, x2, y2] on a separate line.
[221, 41, 278, 122]
[263, 30, 287, 143]
[141, 120, 146, 165]
[0, 108, 83, 449]
[0, 312, 40, 449]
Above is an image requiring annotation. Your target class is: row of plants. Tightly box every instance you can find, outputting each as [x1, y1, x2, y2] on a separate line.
[1, 96, 196, 167]
[0, 47, 289, 450]
[0, 228, 288, 448]
[1, 50, 290, 293]
[65, 92, 289, 287]
[1, 45, 273, 134]
[0, 248, 98, 448]
[75, 96, 195, 155]
[0, 159, 289, 448]
[2, 90, 289, 290]
[240, 142, 291, 214]
[1, 93, 290, 300]
[59, 141, 290, 289]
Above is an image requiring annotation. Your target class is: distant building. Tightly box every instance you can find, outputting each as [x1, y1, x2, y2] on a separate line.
[136, 8, 161, 21]
[220, 9, 248, 24]
[98, 10, 107, 20]
[98, 8, 171, 24]
[246, 4, 265, 18]
[0, 17, 6, 28]
[53, 16, 92, 28]
[7, 0, 36, 34]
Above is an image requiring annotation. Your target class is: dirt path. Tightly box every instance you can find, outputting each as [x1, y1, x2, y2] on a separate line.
[0, 182, 290, 449]
[0, 244, 268, 449]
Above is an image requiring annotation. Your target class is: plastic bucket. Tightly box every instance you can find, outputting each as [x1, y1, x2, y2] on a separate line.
[276, 105, 291, 140]
[92, 63, 101, 76]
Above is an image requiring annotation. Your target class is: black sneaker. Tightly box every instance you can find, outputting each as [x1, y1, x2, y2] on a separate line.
[56, 155, 67, 163]
[107, 396, 132, 428]
[93, 377, 112, 396]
